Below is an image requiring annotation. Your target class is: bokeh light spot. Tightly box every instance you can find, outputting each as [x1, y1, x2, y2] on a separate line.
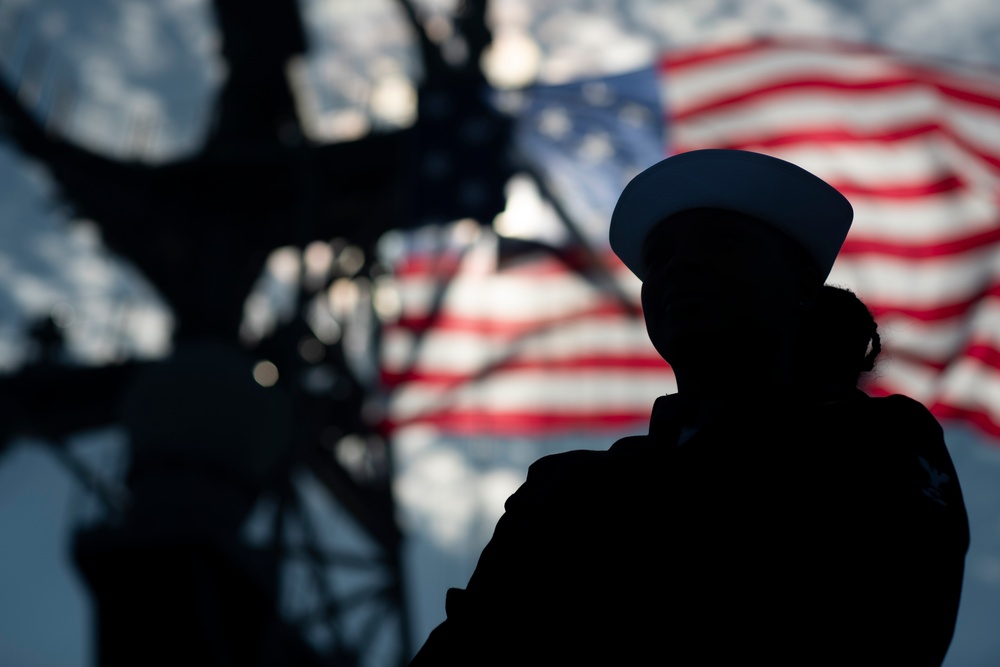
[252, 360, 279, 387]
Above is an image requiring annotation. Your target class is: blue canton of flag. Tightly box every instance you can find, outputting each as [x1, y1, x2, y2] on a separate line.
[494, 66, 667, 253]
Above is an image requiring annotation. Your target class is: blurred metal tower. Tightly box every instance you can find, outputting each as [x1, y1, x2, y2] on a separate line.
[0, 1, 512, 664]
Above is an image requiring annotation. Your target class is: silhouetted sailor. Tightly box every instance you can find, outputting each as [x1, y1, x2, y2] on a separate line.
[409, 149, 969, 666]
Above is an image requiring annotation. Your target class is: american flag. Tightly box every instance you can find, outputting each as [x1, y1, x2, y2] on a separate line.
[380, 36, 1000, 442]
[385, 36, 1000, 650]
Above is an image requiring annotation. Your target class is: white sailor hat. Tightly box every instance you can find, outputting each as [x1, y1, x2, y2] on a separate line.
[609, 149, 853, 281]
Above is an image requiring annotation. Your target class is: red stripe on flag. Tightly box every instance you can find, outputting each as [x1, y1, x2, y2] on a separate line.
[831, 174, 965, 199]
[930, 403, 1000, 439]
[869, 283, 1000, 321]
[690, 122, 943, 150]
[672, 75, 945, 123]
[965, 343, 1000, 371]
[380, 410, 653, 437]
[381, 355, 671, 388]
[661, 37, 889, 72]
[392, 246, 630, 279]
[841, 227, 1000, 258]
[390, 303, 643, 336]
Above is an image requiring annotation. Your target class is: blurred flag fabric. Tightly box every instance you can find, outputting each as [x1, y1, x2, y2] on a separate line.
[383, 37, 1000, 647]
[383, 35, 1000, 444]
[379, 63, 672, 439]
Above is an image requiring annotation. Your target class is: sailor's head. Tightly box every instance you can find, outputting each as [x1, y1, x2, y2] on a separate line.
[609, 149, 853, 365]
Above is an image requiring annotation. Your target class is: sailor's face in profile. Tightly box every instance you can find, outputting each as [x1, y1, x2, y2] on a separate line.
[640, 207, 814, 364]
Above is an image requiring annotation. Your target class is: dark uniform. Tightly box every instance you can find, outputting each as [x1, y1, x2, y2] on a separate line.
[409, 390, 969, 666]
